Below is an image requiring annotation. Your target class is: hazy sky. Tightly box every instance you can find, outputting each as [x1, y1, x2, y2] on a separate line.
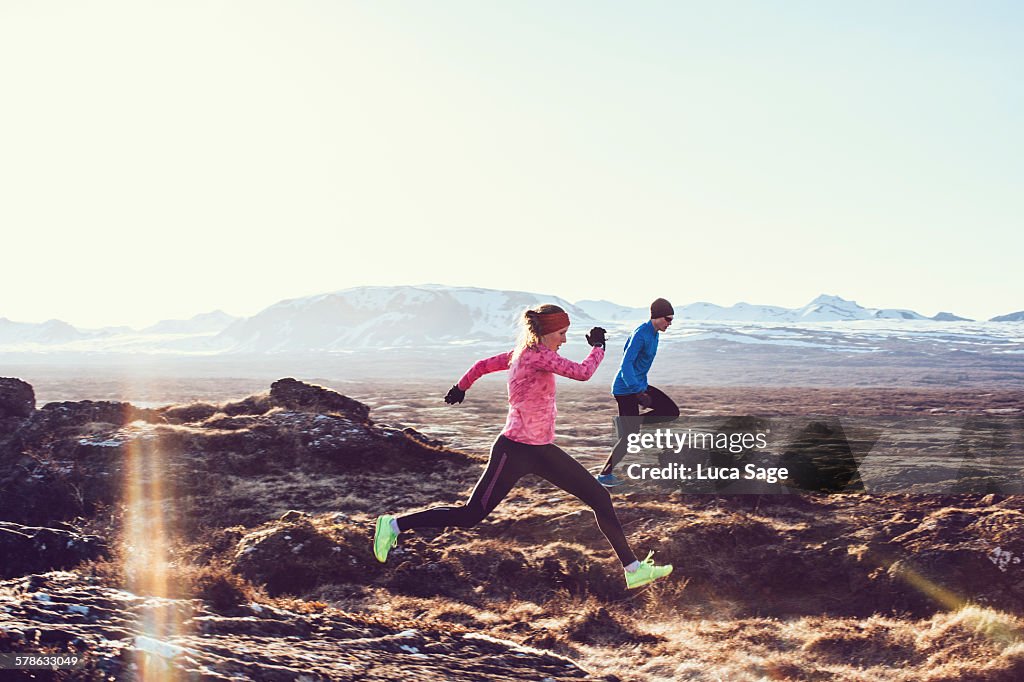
[2, 1, 1021, 328]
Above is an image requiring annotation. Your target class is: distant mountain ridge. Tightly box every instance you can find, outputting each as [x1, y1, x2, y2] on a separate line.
[0, 318, 91, 345]
[661, 294, 948, 323]
[573, 299, 647, 322]
[1, 287, 1019, 353]
[575, 294, 980, 324]
[930, 312, 972, 322]
[143, 310, 240, 335]
[217, 285, 601, 352]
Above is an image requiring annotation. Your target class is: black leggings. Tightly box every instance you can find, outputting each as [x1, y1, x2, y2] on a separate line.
[398, 435, 637, 566]
[600, 385, 680, 476]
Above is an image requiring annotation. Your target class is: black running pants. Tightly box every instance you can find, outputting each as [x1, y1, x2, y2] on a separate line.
[398, 434, 637, 566]
[600, 385, 680, 476]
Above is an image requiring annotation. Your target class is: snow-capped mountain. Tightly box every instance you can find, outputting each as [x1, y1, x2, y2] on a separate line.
[143, 310, 239, 335]
[679, 295, 930, 322]
[797, 294, 928, 321]
[577, 295, 935, 324]
[0, 318, 90, 345]
[217, 285, 602, 352]
[931, 312, 973, 322]
[679, 301, 793, 322]
[2, 287, 1018, 356]
[574, 300, 647, 322]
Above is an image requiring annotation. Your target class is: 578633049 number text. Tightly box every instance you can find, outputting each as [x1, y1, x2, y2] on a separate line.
[0, 653, 84, 669]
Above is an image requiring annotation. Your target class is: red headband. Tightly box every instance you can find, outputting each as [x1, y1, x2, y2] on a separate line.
[535, 311, 570, 335]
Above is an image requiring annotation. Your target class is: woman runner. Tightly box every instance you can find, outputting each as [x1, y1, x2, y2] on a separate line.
[373, 304, 672, 589]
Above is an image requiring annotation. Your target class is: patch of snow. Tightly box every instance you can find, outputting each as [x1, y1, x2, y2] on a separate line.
[78, 438, 124, 447]
[134, 635, 195, 659]
[464, 632, 578, 662]
[989, 547, 1022, 572]
[677, 331, 825, 348]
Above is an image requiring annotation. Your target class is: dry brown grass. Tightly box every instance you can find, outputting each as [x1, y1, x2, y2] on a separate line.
[33, 379, 1024, 679]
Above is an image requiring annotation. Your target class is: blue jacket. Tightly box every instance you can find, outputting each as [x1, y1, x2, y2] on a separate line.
[612, 320, 659, 395]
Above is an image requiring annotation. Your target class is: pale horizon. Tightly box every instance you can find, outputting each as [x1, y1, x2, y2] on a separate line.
[3, 2, 1021, 328]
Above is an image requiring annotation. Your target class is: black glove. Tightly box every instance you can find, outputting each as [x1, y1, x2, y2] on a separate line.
[586, 326, 607, 349]
[636, 391, 652, 408]
[444, 384, 466, 404]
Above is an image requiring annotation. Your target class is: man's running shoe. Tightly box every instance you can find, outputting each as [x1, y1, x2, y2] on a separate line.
[597, 473, 626, 487]
[625, 551, 673, 589]
[373, 514, 399, 563]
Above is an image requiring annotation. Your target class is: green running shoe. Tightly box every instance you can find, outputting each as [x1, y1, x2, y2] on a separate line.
[373, 514, 399, 563]
[625, 551, 673, 589]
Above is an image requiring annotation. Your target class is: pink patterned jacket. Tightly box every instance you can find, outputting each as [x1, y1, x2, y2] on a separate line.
[457, 345, 605, 445]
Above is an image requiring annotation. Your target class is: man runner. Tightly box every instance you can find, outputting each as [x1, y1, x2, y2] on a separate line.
[597, 297, 680, 487]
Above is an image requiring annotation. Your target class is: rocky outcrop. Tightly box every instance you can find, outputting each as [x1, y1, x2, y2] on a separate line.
[0, 377, 35, 441]
[876, 500, 1024, 614]
[0, 571, 592, 680]
[651, 495, 1024, 618]
[0, 377, 35, 420]
[269, 377, 371, 421]
[7, 399, 164, 460]
[0, 378, 474, 529]
[27, 399, 162, 433]
[0, 394, 166, 526]
[0, 523, 106, 579]
[232, 514, 373, 596]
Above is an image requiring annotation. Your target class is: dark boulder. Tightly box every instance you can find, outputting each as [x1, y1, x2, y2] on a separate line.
[0, 377, 35, 420]
[8, 400, 164, 456]
[0, 377, 35, 440]
[232, 516, 373, 596]
[0, 522, 107, 579]
[0, 400, 164, 526]
[34, 400, 163, 429]
[269, 378, 370, 421]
